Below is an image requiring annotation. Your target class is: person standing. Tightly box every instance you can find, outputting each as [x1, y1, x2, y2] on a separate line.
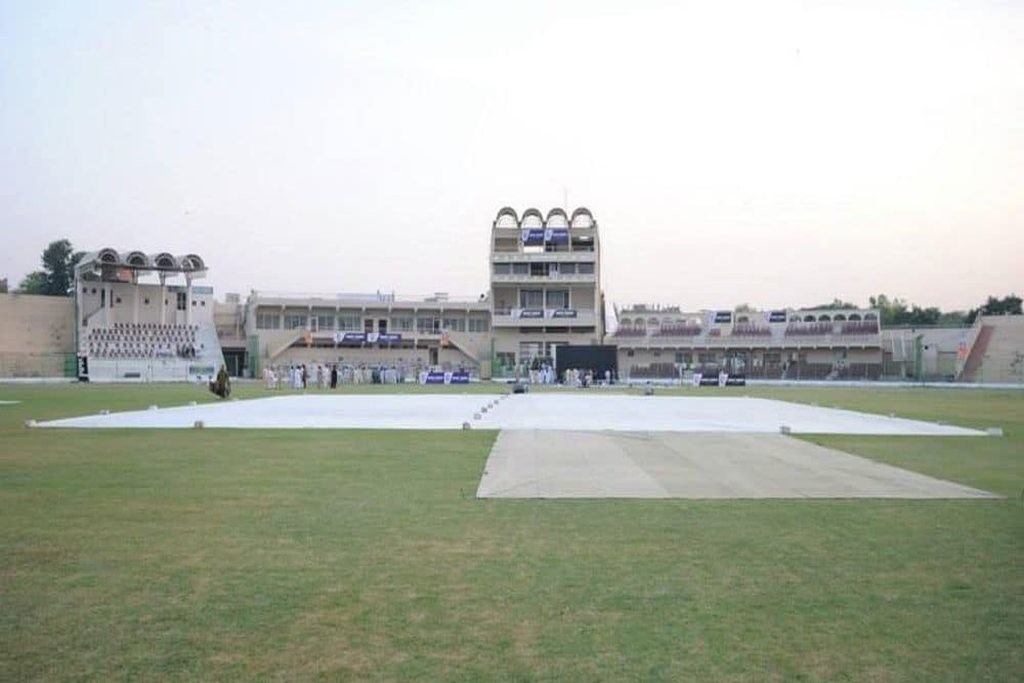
[330, 364, 338, 389]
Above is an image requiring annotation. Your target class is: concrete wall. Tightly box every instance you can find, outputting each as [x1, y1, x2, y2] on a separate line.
[79, 282, 214, 329]
[0, 293, 75, 376]
[974, 315, 1024, 383]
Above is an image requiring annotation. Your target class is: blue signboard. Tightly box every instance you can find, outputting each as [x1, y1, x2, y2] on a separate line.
[545, 228, 569, 244]
[551, 308, 577, 318]
[450, 371, 470, 384]
[521, 228, 545, 245]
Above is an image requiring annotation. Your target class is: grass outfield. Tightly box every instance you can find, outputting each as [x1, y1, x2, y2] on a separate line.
[1, 384, 1022, 681]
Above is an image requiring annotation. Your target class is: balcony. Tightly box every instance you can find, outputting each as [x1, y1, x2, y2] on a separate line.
[490, 272, 596, 284]
[491, 252, 596, 263]
[492, 308, 597, 328]
[613, 330, 881, 349]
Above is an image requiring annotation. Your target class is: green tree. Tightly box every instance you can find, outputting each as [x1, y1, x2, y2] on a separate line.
[810, 298, 859, 310]
[868, 294, 909, 326]
[17, 271, 49, 294]
[18, 239, 84, 296]
[966, 294, 1023, 324]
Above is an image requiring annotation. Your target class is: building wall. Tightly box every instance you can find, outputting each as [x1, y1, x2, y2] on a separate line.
[974, 315, 1024, 383]
[0, 293, 75, 376]
[243, 298, 491, 376]
[78, 281, 215, 329]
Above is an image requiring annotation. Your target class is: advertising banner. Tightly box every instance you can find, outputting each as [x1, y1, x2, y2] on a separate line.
[377, 333, 402, 344]
[550, 309, 577, 318]
[768, 310, 788, 323]
[694, 373, 746, 387]
[335, 332, 366, 344]
[545, 228, 569, 243]
[521, 228, 545, 245]
[518, 309, 544, 319]
[424, 371, 446, 384]
[714, 311, 733, 324]
[450, 371, 470, 384]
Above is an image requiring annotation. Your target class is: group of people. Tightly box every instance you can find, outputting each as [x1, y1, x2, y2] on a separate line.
[562, 367, 614, 388]
[262, 363, 416, 390]
[516, 363, 616, 388]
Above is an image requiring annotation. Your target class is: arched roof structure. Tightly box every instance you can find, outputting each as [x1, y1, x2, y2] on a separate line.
[545, 208, 569, 227]
[153, 253, 178, 270]
[125, 251, 150, 268]
[180, 254, 205, 271]
[97, 248, 120, 265]
[520, 208, 544, 227]
[494, 206, 519, 228]
[570, 207, 594, 228]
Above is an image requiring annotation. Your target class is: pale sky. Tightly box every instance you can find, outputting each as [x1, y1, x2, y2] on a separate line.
[1, 0, 1021, 311]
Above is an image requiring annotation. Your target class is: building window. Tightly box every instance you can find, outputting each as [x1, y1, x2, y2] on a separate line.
[443, 317, 466, 332]
[493, 263, 510, 275]
[559, 262, 576, 274]
[338, 315, 360, 331]
[496, 352, 516, 369]
[392, 317, 413, 331]
[283, 314, 307, 330]
[176, 292, 186, 311]
[519, 290, 543, 308]
[417, 317, 439, 333]
[578, 262, 595, 274]
[512, 263, 529, 275]
[256, 313, 280, 330]
[546, 290, 569, 309]
[469, 318, 489, 333]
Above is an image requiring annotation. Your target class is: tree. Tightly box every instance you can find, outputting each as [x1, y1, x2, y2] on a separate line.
[868, 294, 908, 326]
[17, 271, 49, 294]
[966, 294, 1023, 324]
[17, 239, 84, 296]
[810, 298, 859, 310]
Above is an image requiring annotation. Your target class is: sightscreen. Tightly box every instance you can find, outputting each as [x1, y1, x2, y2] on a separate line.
[554, 345, 618, 379]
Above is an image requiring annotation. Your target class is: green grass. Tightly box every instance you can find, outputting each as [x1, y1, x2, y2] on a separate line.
[1, 383, 1022, 681]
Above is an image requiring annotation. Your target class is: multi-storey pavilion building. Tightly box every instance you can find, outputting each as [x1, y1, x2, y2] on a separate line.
[613, 304, 885, 380]
[488, 207, 604, 375]
[241, 291, 491, 378]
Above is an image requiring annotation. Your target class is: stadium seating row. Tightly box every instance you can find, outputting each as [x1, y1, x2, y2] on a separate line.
[85, 322, 202, 360]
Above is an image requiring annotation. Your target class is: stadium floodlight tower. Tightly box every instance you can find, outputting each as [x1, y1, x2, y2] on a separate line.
[488, 206, 604, 378]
